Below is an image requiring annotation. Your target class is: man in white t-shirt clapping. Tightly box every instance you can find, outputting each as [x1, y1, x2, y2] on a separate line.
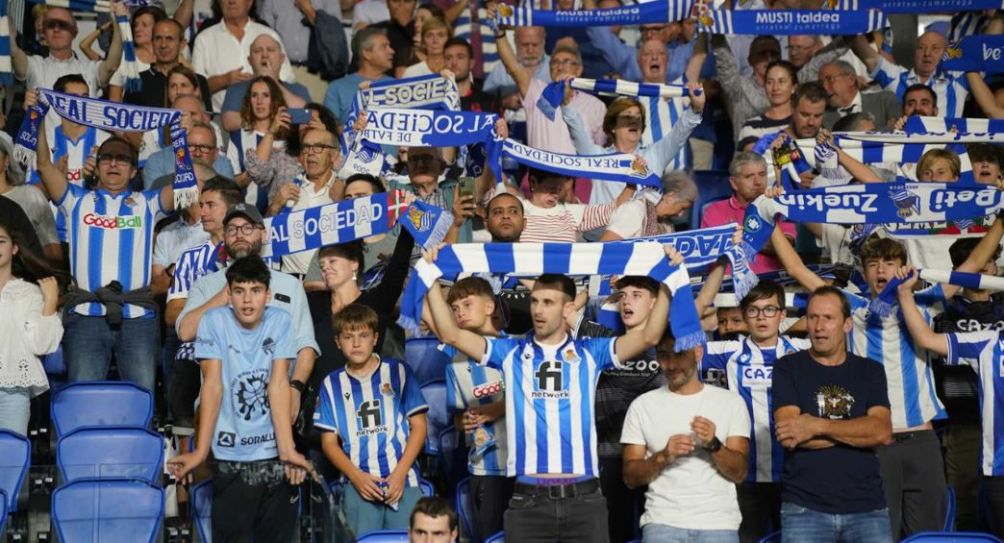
[622, 330, 750, 542]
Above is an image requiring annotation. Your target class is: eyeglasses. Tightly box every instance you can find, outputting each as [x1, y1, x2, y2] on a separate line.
[744, 305, 782, 318]
[820, 73, 852, 85]
[550, 58, 580, 67]
[97, 153, 134, 165]
[300, 143, 336, 155]
[189, 144, 216, 154]
[44, 19, 74, 32]
[225, 224, 262, 236]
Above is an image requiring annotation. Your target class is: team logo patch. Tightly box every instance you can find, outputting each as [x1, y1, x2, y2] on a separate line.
[562, 347, 579, 363]
[216, 431, 236, 448]
[262, 337, 276, 357]
[815, 385, 855, 419]
[381, 383, 394, 396]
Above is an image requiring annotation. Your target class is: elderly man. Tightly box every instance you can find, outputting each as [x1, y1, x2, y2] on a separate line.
[483, 26, 550, 97]
[143, 94, 234, 186]
[324, 27, 394, 126]
[191, 0, 294, 110]
[220, 34, 310, 132]
[10, 1, 125, 95]
[257, 0, 342, 101]
[851, 30, 968, 117]
[820, 60, 899, 129]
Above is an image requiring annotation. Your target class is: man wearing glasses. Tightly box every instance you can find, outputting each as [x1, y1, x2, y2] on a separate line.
[699, 281, 809, 543]
[8, 0, 127, 96]
[268, 128, 343, 277]
[177, 202, 320, 424]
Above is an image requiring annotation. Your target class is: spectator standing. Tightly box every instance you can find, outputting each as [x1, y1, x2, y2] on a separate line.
[142, 94, 233, 186]
[482, 26, 550, 98]
[323, 27, 394, 126]
[106, 6, 165, 102]
[370, 0, 418, 71]
[819, 60, 899, 129]
[240, 77, 304, 211]
[257, 0, 342, 102]
[444, 38, 496, 113]
[124, 20, 211, 110]
[402, 16, 451, 78]
[772, 286, 893, 543]
[601, 172, 697, 241]
[0, 138, 59, 263]
[220, 34, 311, 133]
[739, 61, 796, 142]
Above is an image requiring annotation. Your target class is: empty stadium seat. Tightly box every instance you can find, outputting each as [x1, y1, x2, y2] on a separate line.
[419, 478, 435, 497]
[420, 380, 449, 456]
[51, 382, 153, 437]
[404, 336, 452, 385]
[190, 479, 212, 543]
[902, 533, 1004, 543]
[0, 430, 30, 512]
[355, 529, 409, 542]
[57, 426, 164, 484]
[51, 478, 164, 543]
[455, 477, 476, 542]
[689, 169, 734, 230]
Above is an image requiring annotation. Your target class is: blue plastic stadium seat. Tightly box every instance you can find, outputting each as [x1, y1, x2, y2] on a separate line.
[51, 381, 153, 437]
[356, 529, 409, 542]
[404, 337, 452, 385]
[0, 489, 7, 535]
[758, 530, 782, 543]
[421, 380, 449, 456]
[689, 169, 734, 231]
[57, 426, 164, 484]
[0, 430, 30, 512]
[455, 478, 476, 542]
[438, 426, 468, 495]
[485, 531, 505, 543]
[902, 533, 1004, 543]
[51, 478, 164, 543]
[419, 478, 435, 497]
[190, 479, 212, 543]
[945, 485, 957, 531]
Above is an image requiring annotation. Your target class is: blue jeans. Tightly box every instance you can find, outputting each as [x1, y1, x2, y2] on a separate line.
[642, 524, 739, 543]
[62, 313, 158, 393]
[780, 502, 893, 543]
[341, 483, 421, 537]
[0, 388, 30, 436]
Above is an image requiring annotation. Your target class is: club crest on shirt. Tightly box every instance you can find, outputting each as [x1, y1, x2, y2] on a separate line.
[381, 382, 394, 396]
[562, 347, 579, 363]
[123, 196, 137, 208]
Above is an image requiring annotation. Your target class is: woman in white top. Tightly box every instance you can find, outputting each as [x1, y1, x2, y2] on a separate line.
[0, 217, 63, 435]
[401, 16, 452, 78]
[738, 60, 797, 142]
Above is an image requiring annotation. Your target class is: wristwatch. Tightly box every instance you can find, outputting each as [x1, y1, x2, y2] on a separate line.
[704, 436, 723, 453]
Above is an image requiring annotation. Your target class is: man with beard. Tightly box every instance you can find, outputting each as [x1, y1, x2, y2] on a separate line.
[177, 203, 319, 422]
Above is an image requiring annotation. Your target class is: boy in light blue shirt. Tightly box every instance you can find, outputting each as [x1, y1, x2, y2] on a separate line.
[168, 256, 313, 543]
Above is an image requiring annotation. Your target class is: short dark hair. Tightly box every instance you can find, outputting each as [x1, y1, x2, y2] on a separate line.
[317, 241, 365, 285]
[409, 496, 458, 531]
[792, 81, 828, 107]
[858, 236, 908, 266]
[739, 280, 785, 314]
[331, 303, 379, 335]
[949, 237, 999, 268]
[765, 59, 798, 85]
[487, 192, 524, 214]
[344, 173, 386, 195]
[54, 73, 88, 94]
[225, 255, 270, 287]
[534, 273, 576, 301]
[904, 83, 937, 105]
[806, 285, 851, 320]
[447, 276, 495, 305]
[306, 103, 339, 135]
[967, 142, 1003, 166]
[615, 276, 659, 297]
[528, 168, 571, 184]
[444, 36, 473, 57]
[202, 177, 243, 209]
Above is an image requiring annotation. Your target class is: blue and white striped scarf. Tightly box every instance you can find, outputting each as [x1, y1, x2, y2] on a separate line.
[748, 184, 1004, 226]
[941, 35, 1004, 74]
[343, 74, 460, 150]
[37, 89, 197, 208]
[836, 0, 1004, 12]
[695, 7, 888, 34]
[904, 115, 1004, 135]
[400, 242, 706, 352]
[0, 1, 10, 86]
[491, 0, 694, 28]
[793, 134, 973, 184]
[536, 77, 688, 121]
[501, 138, 661, 188]
[871, 269, 1004, 318]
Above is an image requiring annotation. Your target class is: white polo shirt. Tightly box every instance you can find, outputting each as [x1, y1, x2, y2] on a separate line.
[25, 54, 102, 96]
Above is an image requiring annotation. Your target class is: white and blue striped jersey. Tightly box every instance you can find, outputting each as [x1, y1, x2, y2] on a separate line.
[482, 335, 620, 477]
[167, 240, 223, 302]
[58, 185, 166, 318]
[701, 336, 810, 483]
[946, 331, 1004, 476]
[871, 56, 969, 118]
[452, 6, 499, 76]
[640, 94, 689, 172]
[445, 345, 508, 477]
[314, 358, 429, 486]
[844, 286, 947, 429]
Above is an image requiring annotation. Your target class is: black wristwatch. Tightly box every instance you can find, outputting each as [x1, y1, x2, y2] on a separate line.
[290, 379, 307, 394]
[704, 436, 723, 453]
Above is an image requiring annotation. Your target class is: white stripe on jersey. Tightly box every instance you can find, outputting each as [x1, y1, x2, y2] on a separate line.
[167, 240, 218, 301]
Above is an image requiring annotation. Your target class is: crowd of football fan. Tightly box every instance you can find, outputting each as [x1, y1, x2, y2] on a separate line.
[2, 0, 1004, 541]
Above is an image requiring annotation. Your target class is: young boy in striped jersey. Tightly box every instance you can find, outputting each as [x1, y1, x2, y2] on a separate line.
[314, 304, 429, 536]
[770, 215, 1004, 539]
[897, 267, 1004, 538]
[429, 277, 512, 541]
[700, 280, 809, 543]
[425, 247, 677, 542]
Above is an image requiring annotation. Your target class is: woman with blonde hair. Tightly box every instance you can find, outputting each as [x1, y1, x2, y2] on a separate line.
[402, 16, 452, 78]
[917, 148, 961, 183]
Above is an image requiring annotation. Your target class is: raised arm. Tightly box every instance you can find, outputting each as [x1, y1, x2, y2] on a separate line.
[78, 21, 111, 61]
[614, 248, 677, 361]
[646, 82, 704, 173]
[967, 72, 1004, 119]
[8, 1, 28, 80]
[35, 120, 69, 203]
[896, 267, 949, 356]
[491, 16, 531, 98]
[696, 258, 729, 318]
[426, 275, 489, 361]
[370, 228, 415, 313]
[98, 2, 127, 87]
[770, 221, 827, 291]
[943, 213, 1004, 299]
[849, 34, 880, 74]
[561, 101, 605, 156]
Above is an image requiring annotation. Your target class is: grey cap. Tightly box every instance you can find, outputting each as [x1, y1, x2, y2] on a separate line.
[223, 203, 265, 227]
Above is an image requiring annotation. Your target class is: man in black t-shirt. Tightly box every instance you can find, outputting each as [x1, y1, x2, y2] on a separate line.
[445, 38, 497, 114]
[772, 286, 893, 543]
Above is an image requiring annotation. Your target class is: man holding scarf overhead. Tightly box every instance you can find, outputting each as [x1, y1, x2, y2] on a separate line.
[34, 117, 173, 394]
[8, 0, 126, 96]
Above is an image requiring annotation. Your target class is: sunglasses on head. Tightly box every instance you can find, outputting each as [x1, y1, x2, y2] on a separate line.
[44, 19, 74, 32]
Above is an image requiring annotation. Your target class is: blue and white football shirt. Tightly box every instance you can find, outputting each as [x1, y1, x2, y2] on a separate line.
[445, 344, 508, 477]
[871, 56, 969, 118]
[58, 185, 166, 318]
[194, 306, 297, 461]
[701, 336, 810, 483]
[314, 357, 429, 486]
[482, 335, 621, 478]
[844, 286, 947, 429]
[946, 330, 1004, 476]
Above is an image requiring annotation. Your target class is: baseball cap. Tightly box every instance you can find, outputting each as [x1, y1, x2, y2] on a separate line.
[224, 203, 265, 227]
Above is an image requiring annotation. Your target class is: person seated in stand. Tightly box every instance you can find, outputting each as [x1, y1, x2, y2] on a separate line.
[601, 172, 697, 241]
[409, 497, 460, 543]
[167, 255, 313, 543]
[314, 303, 429, 536]
[220, 34, 311, 133]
